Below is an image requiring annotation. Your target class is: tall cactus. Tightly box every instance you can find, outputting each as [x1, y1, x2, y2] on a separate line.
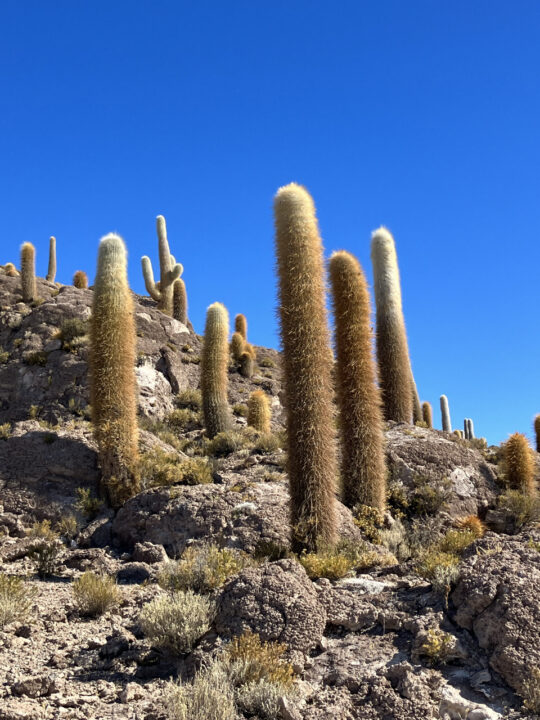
[440, 395, 452, 432]
[274, 182, 337, 552]
[46, 236, 56, 283]
[467, 418, 475, 440]
[411, 377, 422, 424]
[534, 415, 540, 453]
[463, 418, 470, 440]
[73, 270, 88, 289]
[504, 433, 535, 495]
[141, 215, 183, 315]
[201, 302, 231, 438]
[230, 331, 245, 361]
[370, 227, 413, 423]
[247, 390, 271, 434]
[172, 278, 188, 324]
[422, 401, 433, 428]
[90, 233, 140, 507]
[20, 242, 37, 302]
[235, 314, 248, 341]
[329, 250, 386, 511]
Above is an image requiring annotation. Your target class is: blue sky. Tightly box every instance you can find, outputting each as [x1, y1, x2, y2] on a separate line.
[2, 1, 539, 446]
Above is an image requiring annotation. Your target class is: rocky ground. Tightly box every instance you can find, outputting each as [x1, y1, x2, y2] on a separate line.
[0, 269, 538, 719]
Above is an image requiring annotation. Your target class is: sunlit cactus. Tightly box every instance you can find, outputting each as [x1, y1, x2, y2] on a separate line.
[4, 263, 19, 277]
[464, 418, 470, 440]
[370, 227, 413, 422]
[329, 250, 386, 511]
[247, 390, 271, 433]
[73, 270, 88, 289]
[172, 278, 188, 324]
[467, 418, 475, 439]
[411, 377, 422, 424]
[274, 182, 337, 552]
[235, 314, 247, 341]
[20, 242, 37, 302]
[504, 433, 535, 495]
[201, 302, 231, 438]
[440, 395, 452, 433]
[422, 401, 433, 428]
[230, 331, 245, 361]
[90, 233, 140, 507]
[453, 429, 463, 438]
[141, 215, 183, 315]
[239, 350, 254, 378]
[46, 236, 56, 283]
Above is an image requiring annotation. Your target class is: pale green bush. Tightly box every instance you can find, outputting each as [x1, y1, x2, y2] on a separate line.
[139, 591, 212, 654]
[164, 659, 237, 720]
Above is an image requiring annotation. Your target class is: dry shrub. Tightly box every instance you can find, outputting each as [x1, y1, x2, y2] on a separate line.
[0, 574, 34, 628]
[73, 572, 120, 616]
[158, 544, 252, 593]
[139, 591, 213, 654]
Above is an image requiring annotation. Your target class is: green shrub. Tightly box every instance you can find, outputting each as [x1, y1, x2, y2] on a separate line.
[415, 549, 460, 595]
[72, 572, 120, 616]
[28, 540, 61, 577]
[24, 351, 48, 366]
[0, 347, 9, 364]
[352, 504, 385, 544]
[299, 539, 395, 580]
[58, 318, 88, 350]
[56, 515, 78, 540]
[251, 433, 280, 455]
[75, 487, 102, 520]
[232, 403, 248, 418]
[139, 450, 213, 488]
[498, 490, 540, 529]
[259, 357, 276, 368]
[158, 544, 252, 593]
[418, 628, 456, 666]
[205, 430, 256, 457]
[139, 591, 213, 654]
[0, 574, 34, 628]
[176, 388, 202, 411]
[166, 408, 201, 431]
[437, 529, 477, 554]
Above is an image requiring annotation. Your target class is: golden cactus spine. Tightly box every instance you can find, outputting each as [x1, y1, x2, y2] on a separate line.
[201, 302, 231, 438]
[141, 215, 183, 315]
[535, 415, 540, 453]
[73, 270, 88, 289]
[370, 227, 413, 422]
[329, 250, 386, 511]
[440, 394, 452, 432]
[504, 433, 535, 495]
[4, 263, 19, 277]
[172, 278, 188, 324]
[235, 314, 248, 341]
[274, 182, 337, 552]
[422, 401, 433, 428]
[46, 236, 56, 283]
[239, 350, 254, 378]
[247, 390, 271, 433]
[90, 233, 140, 507]
[20, 242, 37, 302]
[230, 331, 245, 361]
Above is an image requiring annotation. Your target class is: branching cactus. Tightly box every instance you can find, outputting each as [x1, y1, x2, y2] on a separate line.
[504, 433, 535, 495]
[329, 250, 386, 511]
[239, 350, 254, 378]
[173, 278, 188, 324]
[247, 390, 271, 433]
[20, 242, 37, 302]
[73, 270, 88, 289]
[230, 331, 245, 361]
[141, 215, 183, 315]
[370, 227, 413, 423]
[201, 302, 231, 438]
[534, 415, 540, 453]
[46, 236, 56, 283]
[274, 182, 337, 552]
[4, 263, 19, 277]
[440, 395, 452, 432]
[235, 314, 248, 341]
[90, 233, 140, 507]
[422, 401, 433, 428]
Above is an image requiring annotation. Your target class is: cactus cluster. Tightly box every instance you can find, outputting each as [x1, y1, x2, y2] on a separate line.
[141, 215, 183, 315]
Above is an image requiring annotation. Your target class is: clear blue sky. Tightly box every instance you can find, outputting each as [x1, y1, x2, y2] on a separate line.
[2, 1, 539, 446]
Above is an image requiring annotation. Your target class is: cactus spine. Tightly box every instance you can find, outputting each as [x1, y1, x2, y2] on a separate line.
[230, 331, 245, 361]
[534, 415, 540, 453]
[440, 395, 452, 432]
[172, 278, 188, 324]
[422, 401, 433, 428]
[141, 215, 183, 315]
[329, 250, 386, 511]
[239, 350, 254, 378]
[235, 314, 247, 341]
[201, 302, 231, 438]
[46, 236, 56, 283]
[90, 233, 140, 507]
[504, 433, 535, 495]
[274, 183, 337, 552]
[247, 390, 271, 433]
[370, 227, 413, 422]
[73, 270, 88, 289]
[20, 242, 37, 302]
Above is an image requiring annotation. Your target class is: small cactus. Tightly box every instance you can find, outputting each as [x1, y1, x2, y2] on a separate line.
[46, 236, 56, 283]
[141, 215, 183, 315]
[247, 390, 271, 433]
[504, 433, 535, 495]
[440, 395, 452, 433]
[172, 278, 188, 324]
[274, 182, 337, 552]
[4, 263, 19, 277]
[239, 350, 254, 378]
[370, 227, 413, 422]
[73, 270, 88, 289]
[201, 302, 231, 438]
[235, 314, 248, 341]
[230, 331, 245, 361]
[329, 250, 386, 511]
[90, 233, 140, 507]
[20, 242, 37, 302]
[422, 402, 433, 428]
[534, 415, 540, 453]
[453, 429, 463, 438]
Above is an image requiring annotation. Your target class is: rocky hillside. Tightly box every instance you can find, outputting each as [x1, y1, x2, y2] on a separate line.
[0, 269, 537, 720]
